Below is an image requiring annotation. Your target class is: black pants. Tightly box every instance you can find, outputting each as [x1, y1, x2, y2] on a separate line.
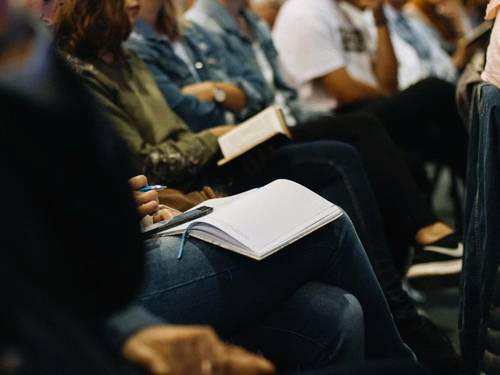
[291, 113, 437, 270]
[337, 77, 468, 179]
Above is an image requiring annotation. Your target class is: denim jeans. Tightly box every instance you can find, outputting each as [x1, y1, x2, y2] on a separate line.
[138, 214, 414, 371]
[261, 141, 419, 323]
[461, 84, 500, 374]
[196, 140, 418, 323]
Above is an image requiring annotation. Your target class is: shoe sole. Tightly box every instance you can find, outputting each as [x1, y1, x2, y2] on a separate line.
[407, 259, 463, 278]
[422, 243, 463, 257]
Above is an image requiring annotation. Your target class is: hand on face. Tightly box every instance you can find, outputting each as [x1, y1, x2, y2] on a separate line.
[123, 325, 276, 375]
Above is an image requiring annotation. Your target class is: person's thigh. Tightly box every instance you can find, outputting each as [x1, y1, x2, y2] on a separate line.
[137, 215, 355, 335]
[231, 282, 365, 371]
[138, 213, 412, 361]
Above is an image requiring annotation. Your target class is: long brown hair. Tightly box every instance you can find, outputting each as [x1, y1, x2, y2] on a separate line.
[53, 0, 131, 59]
[156, 0, 183, 41]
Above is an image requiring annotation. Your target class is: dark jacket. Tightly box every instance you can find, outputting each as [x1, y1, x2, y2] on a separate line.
[0, 33, 158, 373]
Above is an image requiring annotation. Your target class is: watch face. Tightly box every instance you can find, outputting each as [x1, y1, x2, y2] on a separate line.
[214, 88, 227, 103]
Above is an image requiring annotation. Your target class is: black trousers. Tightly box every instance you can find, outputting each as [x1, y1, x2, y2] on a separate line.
[336, 77, 468, 179]
[291, 113, 437, 270]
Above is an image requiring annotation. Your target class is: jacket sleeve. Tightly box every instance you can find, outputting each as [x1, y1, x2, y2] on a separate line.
[105, 305, 167, 349]
[82, 75, 219, 185]
[138, 46, 228, 131]
[199, 27, 270, 119]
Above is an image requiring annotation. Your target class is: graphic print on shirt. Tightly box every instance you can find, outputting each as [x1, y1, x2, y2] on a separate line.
[339, 28, 367, 53]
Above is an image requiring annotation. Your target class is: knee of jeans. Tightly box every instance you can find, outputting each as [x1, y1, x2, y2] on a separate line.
[297, 283, 365, 363]
[334, 292, 364, 348]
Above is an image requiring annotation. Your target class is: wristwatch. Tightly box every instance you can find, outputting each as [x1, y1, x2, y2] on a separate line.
[213, 84, 227, 104]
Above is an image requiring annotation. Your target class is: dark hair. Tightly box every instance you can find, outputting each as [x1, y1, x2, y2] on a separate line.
[53, 0, 131, 58]
[157, 0, 182, 41]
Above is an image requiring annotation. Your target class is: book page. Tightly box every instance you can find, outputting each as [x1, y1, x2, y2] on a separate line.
[218, 106, 289, 162]
[193, 180, 341, 251]
[158, 180, 342, 259]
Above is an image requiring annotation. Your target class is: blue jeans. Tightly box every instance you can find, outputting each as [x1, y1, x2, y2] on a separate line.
[138, 214, 414, 371]
[461, 84, 500, 374]
[262, 141, 419, 322]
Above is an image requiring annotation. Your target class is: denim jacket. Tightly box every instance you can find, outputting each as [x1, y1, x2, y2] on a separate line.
[187, 0, 309, 121]
[125, 20, 265, 132]
[461, 83, 500, 374]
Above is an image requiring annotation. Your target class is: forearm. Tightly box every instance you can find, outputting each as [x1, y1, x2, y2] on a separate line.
[340, 80, 387, 103]
[373, 9, 398, 92]
[214, 82, 248, 111]
[181, 81, 248, 111]
[320, 69, 387, 106]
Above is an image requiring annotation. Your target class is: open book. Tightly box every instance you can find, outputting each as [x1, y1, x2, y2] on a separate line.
[157, 179, 343, 260]
[217, 106, 292, 166]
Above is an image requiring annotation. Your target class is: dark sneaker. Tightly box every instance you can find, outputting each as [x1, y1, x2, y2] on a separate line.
[398, 315, 463, 374]
[408, 234, 463, 278]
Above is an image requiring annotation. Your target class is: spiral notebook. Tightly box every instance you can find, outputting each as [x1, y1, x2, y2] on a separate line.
[157, 180, 343, 260]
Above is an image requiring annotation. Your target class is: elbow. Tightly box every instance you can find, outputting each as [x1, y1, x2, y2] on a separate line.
[336, 90, 367, 106]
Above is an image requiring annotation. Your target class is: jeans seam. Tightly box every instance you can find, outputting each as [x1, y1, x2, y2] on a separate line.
[328, 161, 371, 249]
[138, 267, 239, 300]
[256, 325, 328, 349]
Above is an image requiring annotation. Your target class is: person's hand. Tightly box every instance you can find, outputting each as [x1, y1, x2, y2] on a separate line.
[129, 175, 159, 219]
[123, 325, 276, 375]
[153, 206, 182, 223]
[209, 125, 236, 138]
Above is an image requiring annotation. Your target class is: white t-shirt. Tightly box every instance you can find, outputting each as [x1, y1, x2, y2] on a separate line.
[363, 9, 427, 89]
[273, 0, 379, 111]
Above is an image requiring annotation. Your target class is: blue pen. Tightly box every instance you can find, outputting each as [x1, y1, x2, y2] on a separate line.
[137, 185, 167, 192]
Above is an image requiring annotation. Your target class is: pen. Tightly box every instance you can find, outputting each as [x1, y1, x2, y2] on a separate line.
[137, 185, 167, 192]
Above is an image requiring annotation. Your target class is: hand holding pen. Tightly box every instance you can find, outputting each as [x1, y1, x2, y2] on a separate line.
[129, 175, 164, 219]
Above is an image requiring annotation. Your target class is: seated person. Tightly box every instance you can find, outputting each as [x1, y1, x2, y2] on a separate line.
[382, 0, 481, 89]
[271, 0, 467, 175]
[51, 1, 462, 372]
[126, 0, 269, 131]
[381, 0, 459, 87]
[405, 0, 473, 52]
[0, 7, 273, 374]
[129, 0, 462, 278]
[0, 3, 423, 374]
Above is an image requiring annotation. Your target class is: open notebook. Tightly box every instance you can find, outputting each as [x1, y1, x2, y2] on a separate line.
[157, 180, 343, 260]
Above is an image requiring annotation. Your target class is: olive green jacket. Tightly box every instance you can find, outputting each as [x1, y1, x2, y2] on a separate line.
[66, 50, 219, 185]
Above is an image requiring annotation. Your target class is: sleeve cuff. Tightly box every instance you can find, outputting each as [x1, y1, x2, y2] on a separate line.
[198, 130, 220, 157]
[105, 305, 167, 349]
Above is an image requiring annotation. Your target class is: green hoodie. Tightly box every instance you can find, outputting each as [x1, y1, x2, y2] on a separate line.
[66, 49, 219, 185]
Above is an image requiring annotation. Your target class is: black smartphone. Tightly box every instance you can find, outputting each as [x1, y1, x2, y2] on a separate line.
[141, 206, 213, 239]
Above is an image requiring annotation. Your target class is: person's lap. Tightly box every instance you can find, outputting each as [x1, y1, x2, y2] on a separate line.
[138, 214, 413, 365]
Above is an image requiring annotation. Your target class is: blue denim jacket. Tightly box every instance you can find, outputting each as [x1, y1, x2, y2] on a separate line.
[187, 0, 307, 120]
[461, 83, 500, 374]
[125, 20, 266, 132]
